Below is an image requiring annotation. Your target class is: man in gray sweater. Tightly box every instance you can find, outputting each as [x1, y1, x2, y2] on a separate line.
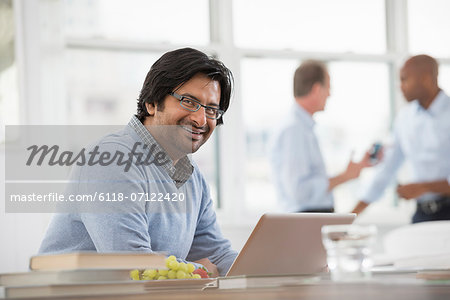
[39, 48, 237, 277]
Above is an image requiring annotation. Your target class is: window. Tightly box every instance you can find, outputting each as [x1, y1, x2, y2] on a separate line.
[64, 0, 210, 45]
[408, 0, 450, 57]
[233, 0, 386, 54]
[0, 0, 19, 141]
[241, 58, 298, 213]
[439, 65, 450, 93]
[315, 62, 390, 212]
[65, 49, 161, 125]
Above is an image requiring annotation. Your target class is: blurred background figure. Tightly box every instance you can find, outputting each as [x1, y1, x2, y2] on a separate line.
[269, 60, 377, 213]
[352, 55, 450, 223]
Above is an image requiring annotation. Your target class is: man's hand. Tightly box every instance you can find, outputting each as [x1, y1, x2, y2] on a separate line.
[398, 180, 450, 199]
[344, 151, 373, 180]
[329, 151, 379, 191]
[329, 159, 365, 191]
[351, 200, 369, 215]
[194, 258, 219, 278]
[344, 160, 364, 181]
[397, 183, 428, 200]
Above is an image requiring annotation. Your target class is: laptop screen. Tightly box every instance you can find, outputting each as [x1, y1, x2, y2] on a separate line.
[226, 213, 355, 276]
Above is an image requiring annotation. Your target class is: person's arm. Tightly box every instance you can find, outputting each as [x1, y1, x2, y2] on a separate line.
[352, 200, 370, 214]
[329, 152, 373, 191]
[350, 126, 405, 215]
[186, 176, 237, 277]
[397, 179, 450, 199]
[194, 258, 219, 278]
[76, 142, 153, 252]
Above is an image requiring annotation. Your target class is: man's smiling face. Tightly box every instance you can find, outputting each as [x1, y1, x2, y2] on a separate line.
[145, 73, 221, 156]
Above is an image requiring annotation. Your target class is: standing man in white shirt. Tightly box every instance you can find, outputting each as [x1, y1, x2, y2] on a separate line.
[352, 55, 450, 223]
[269, 60, 374, 213]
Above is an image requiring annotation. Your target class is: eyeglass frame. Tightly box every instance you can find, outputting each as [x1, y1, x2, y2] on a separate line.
[168, 92, 224, 120]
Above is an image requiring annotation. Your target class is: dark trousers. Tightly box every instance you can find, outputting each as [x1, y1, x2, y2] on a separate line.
[412, 196, 450, 223]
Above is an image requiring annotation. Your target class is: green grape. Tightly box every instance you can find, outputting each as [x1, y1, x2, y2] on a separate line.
[192, 274, 202, 279]
[187, 263, 195, 273]
[167, 270, 177, 279]
[158, 269, 169, 276]
[135, 257, 199, 281]
[167, 255, 177, 261]
[130, 269, 140, 281]
[168, 260, 179, 271]
[176, 270, 187, 279]
[165, 255, 178, 268]
[142, 269, 157, 279]
[141, 274, 153, 280]
[178, 262, 188, 273]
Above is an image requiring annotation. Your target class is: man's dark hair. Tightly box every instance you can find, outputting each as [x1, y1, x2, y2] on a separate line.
[136, 48, 233, 125]
[293, 60, 328, 97]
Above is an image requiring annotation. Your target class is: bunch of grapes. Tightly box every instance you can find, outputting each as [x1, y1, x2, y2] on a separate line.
[130, 255, 205, 280]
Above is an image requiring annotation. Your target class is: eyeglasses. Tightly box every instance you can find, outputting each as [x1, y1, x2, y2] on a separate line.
[169, 92, 224, 120]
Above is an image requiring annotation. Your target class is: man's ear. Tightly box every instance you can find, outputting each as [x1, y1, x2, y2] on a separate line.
[145, 102, 156, 116]
[421, 73, 433, 87]
[310, 82, 321, 96]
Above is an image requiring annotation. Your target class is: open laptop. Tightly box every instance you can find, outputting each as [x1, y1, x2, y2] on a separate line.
[226, 213, 355, 276]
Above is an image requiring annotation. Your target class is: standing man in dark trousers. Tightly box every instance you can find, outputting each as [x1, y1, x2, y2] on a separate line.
[352, 55, 450, 223]
[269, 60, 375, 213]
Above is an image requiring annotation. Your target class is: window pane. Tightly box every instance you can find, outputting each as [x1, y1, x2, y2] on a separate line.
[66, 49, 161, 125]
[408, 0, 450, 57]
[241, 58, 298, 213]
[64, 0, 209, 45]
[315, 62, 391, 212]
[439, 65, 450, 93]
[233, 0, 386, 54]
[0, 0, 19, 143]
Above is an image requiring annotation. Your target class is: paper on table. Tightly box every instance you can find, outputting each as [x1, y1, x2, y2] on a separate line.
[373, 221, 450, 270]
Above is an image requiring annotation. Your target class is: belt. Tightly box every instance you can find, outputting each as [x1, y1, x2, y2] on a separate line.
[417, 196, 450, 215]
